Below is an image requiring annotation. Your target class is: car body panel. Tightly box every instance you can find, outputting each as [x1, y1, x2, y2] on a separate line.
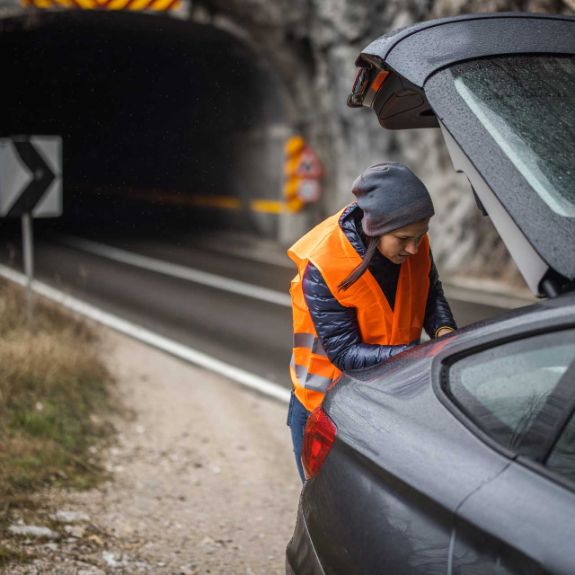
[453, 460, 575, 574]
[295, 443, 454, 575]
[286, 503, 325, 575]
[287, 360, 507, 574]
[324, 357, 511, 515]
[356, 13, 575, 88]
[288, 294, 575, 573]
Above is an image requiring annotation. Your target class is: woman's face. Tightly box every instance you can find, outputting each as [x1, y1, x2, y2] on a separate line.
[377, 218, 429, 264]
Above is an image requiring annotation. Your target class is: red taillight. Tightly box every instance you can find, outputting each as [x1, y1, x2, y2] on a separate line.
[302, 407, 337, 480]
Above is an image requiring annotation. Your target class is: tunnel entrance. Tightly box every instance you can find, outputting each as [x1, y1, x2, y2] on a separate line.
[0, 11, 289, 239]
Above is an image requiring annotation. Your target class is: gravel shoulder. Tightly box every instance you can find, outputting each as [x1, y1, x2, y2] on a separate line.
[4, 328, 300, 574]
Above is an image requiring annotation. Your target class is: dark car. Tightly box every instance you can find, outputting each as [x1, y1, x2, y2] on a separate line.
[286, 12, 575, 575]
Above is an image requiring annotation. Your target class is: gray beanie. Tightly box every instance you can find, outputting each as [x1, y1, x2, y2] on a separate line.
[352, 162, 434, 236]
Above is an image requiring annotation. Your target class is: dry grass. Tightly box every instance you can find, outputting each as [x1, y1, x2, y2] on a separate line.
[0, 279, 117, 563]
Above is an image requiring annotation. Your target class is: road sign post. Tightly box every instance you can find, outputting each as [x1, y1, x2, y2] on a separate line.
[21, 212, 34, 321]
[0, 136, 62, 320]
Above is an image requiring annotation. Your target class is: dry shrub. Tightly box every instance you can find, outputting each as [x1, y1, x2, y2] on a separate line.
[0, 280, 117, 502]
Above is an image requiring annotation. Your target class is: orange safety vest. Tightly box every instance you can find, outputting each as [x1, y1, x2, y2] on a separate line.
[288, 205, 431, 412]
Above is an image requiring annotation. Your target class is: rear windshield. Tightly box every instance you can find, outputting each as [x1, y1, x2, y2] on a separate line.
[453, 56, 575, 217]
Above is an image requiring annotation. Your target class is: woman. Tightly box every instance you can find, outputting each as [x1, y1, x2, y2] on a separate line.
[287, 162, 457, 482]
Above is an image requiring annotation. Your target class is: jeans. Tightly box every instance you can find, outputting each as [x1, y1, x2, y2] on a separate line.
[287, 391, 311, 483]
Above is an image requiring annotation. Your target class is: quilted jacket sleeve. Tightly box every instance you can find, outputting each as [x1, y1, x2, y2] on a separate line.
[302, 263, 411, 372]
[423, 256, 458, 337]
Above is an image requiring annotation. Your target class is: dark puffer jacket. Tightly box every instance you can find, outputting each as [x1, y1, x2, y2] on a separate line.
[302, 204, 457, 373]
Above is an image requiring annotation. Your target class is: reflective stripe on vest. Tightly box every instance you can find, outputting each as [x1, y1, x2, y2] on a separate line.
[290, 332, 331, 392]
[293, 332, 327, 356]
[287, 204, 431, 412]
[289, 354, 332, 393]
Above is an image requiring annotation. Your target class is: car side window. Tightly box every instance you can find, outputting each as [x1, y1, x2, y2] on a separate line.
[446, 330, 575, 454]
[547, 408, 575, 483]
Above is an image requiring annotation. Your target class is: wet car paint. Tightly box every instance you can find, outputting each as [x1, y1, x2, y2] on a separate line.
[287, 297, 575, 574]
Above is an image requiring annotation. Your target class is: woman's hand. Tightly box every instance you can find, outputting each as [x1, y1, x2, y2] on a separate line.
[435, 327, 455, 338]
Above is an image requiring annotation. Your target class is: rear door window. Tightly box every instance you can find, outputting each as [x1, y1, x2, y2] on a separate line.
[446, 330, 575, 455]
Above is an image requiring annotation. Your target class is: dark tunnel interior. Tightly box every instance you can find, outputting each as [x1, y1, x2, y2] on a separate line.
[0, 11, 288, 239]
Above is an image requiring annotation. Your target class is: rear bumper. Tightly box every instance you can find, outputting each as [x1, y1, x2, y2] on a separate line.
[286, 496, 325, 575]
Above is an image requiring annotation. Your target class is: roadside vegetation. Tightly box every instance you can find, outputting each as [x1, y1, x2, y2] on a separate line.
[0, 279, 117, 567]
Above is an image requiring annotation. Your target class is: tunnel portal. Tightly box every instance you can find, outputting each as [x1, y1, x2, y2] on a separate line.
[1, 10, 289, 238]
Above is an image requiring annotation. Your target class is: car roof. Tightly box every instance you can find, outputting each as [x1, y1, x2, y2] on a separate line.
[356, 12, 575, 88]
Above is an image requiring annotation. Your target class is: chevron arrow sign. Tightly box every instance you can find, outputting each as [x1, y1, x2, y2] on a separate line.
[0, 136, 62, 218]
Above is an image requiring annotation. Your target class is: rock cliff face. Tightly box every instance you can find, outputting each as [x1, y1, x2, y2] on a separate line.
[193, 0, 573, 286]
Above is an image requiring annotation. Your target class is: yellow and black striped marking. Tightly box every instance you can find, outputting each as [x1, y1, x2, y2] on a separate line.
[21, 0, 181, 11]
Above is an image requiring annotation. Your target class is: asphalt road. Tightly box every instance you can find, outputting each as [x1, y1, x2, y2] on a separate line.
[0, 230, 526, 389]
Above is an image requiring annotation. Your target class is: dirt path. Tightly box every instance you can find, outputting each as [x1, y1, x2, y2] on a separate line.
[6, 328, 301, 574]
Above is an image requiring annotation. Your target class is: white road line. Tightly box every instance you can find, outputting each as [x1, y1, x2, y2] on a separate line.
[60, 236, 293, 308]
[0, 264, 291, 405]
[60, 236, 531, 310]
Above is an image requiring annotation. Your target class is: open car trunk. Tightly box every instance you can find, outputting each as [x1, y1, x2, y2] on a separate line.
[348, 13, 575, 297]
